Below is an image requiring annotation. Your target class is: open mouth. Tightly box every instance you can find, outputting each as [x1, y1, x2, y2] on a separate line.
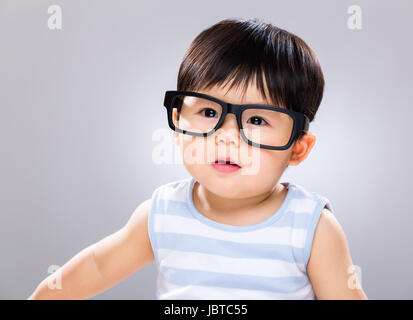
[211, 158, 241, 173]
[214, 160, 240, 166]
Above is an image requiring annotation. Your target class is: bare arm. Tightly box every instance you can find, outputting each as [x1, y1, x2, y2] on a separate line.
[307, 208, 368, 300]
[28, 198, 153, 299]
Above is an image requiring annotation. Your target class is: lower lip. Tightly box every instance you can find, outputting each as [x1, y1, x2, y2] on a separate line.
[212, 163, 241, 173]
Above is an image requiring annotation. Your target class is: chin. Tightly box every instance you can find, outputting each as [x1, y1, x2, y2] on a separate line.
[195, 174, 249, 198]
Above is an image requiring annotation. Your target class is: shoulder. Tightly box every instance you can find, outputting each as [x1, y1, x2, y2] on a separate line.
[307, 208, 350, 286]
[309, 207, 347, 258]
[123, 198, 152, 236]
[122, 178, 191, 244]
[152, 177, 193, 202]
[160, 177, 193, 192]
[315, 207, 345, 242]
[306, 207, 368, 299]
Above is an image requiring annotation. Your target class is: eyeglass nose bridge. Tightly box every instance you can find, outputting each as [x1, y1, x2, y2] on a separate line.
[225, 103, 243, 116]
[215, 102, 243, 131]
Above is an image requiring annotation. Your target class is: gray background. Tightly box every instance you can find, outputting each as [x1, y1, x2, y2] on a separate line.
[0, 0, 412, 299]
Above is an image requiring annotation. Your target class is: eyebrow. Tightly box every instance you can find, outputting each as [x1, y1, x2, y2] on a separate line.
[236, 100, 274, 106]
[198, 91, 274, 106]
[246, 101, 271, 105]
[219, 97, 272, 106]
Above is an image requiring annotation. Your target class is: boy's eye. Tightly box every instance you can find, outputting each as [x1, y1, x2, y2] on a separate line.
[247, 116, 268, 126]
[200, 108, 218, 118]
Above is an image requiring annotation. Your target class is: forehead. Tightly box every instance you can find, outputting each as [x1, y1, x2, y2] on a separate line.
[197, 81, 272, 106]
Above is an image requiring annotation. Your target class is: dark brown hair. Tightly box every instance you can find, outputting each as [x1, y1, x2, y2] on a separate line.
[177, 17, 325, 143]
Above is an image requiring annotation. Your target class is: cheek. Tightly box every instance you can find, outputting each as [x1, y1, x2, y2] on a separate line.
[179, 137, 213, 185]
[249, 149, 291, 176]
[180, 136, 210, 167]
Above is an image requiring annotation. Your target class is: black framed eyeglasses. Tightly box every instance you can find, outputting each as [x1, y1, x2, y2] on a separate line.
[163, 90, 309, 150]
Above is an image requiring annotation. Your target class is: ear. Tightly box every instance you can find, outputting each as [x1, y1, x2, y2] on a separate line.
[174, 130, 180, 146]
[172, 109, 180, 146]
[288, 132, 316, 166]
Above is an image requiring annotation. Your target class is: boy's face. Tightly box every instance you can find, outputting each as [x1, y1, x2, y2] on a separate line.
[174, 82, 315, 199]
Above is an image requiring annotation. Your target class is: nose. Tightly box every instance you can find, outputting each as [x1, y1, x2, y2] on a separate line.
[215, 114, 240, 147]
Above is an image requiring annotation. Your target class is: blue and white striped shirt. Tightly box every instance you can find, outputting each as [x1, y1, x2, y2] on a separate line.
[148, 176, 333, 300]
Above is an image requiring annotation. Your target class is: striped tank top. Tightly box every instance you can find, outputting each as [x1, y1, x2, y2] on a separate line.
[148, 176, 333, 300]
